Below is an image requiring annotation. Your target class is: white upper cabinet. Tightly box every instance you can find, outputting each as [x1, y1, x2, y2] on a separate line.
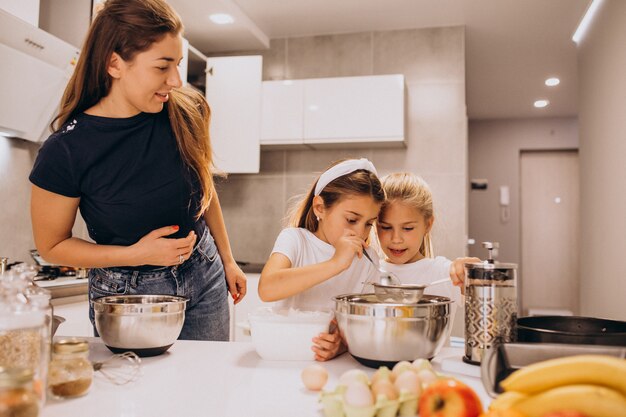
[206, 56, 262, 173]
[304, 74, 405, 146]
[260, 80, 304, 145]
[260, 74, 405, 149]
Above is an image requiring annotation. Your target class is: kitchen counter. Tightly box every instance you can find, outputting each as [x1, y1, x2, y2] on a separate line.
[42, 339, 491, 417]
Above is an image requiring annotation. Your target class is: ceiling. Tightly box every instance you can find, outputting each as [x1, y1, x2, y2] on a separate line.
[168, 0, 591, 120]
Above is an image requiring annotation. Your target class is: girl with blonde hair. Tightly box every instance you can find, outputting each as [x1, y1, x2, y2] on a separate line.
[376, 173, 478, 309]
[29, 0, 245, 341]
[259, 158, 384, 360]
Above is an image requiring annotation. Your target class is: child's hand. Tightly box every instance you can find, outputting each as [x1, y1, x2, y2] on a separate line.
[332, 229, 365, 271]
[312, 319, 346, 361]
[449, 257, 481, 294]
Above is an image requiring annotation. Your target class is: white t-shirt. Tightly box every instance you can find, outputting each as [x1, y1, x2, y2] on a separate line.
[271, 227, 380, 311]
[380, 257, 462, 306]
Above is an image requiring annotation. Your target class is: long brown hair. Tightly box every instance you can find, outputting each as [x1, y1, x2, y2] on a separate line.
[51, 0, 215, 217]
[288, 160, 385, 232]
[380, 172, 434, 258]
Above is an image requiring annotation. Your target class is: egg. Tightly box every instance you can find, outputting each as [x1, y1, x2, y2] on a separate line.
[301, 364, 328, 391]
[343, 381, 375, 407]
[371, 379, 398, 401]
[391, 360, 413, 381]
[338, 369, 369, 386]
[411, 358, 433, 372]
[394, 370, 422, 396]
[371, 366, 392, 385]
[417, 369, 438, 387]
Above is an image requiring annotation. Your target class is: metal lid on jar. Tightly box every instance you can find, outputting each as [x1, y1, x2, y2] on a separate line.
[0, 367, 34, 388]
[465, 242, 517, 280]
[53, 338, 89, 354]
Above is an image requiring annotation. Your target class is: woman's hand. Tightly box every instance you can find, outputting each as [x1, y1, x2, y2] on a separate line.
[223, 261, 247, 304]
[449, 257, 481, 293]
[131, 226, 196, 266]
[312, 319, 346, 361]
[331, 230, 365, 272]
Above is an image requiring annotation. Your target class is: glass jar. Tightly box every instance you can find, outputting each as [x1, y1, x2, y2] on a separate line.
[48, 339, 93, 399]
[0, 367, 39, 417]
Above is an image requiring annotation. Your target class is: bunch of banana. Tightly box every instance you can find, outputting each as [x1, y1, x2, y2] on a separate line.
[489, 355, 626, 417]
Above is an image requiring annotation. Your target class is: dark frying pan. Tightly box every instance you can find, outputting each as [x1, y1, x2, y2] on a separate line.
[517, 316, 626, 346]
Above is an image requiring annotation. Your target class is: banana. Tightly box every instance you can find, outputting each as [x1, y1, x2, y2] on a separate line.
[488, 391, 527, 411]
[500, 355, 626, 396]
[511, 384, 626, 417]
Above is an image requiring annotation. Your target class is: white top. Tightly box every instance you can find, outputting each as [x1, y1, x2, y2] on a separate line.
[380, 257, 462, 306]
[271, 227, 380, 310]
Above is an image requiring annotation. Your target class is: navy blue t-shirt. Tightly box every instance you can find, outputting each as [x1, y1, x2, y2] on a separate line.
[29, 109, 205, 248]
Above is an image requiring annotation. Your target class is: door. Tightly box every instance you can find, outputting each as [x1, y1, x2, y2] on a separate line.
[520, 150, 579, 315]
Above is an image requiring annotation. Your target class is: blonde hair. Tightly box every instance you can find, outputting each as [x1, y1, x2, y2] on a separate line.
[51, 0, 215, 218]
[380, 172, 434, 258]
[288, 159, 385, 232]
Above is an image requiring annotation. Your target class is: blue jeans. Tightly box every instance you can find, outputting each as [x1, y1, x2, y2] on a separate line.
[88, 228, 230, 341]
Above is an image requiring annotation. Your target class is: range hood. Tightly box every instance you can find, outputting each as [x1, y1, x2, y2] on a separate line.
[0, 9, 79, 143]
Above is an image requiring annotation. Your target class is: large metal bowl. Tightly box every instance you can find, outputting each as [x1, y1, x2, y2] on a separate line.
[93, 295, 187, 357]
[334, 293, 452, 368]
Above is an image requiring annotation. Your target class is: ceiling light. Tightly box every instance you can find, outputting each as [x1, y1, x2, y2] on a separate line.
[534, 100, 549, 108]
[572, 0, 604, 44]
[209, 13, 234, 25]
[545, 78, 560, 87]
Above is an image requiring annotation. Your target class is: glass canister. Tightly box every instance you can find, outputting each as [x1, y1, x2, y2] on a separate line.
[0, 268, 50, 405]
[48, 339, 93, 399]
[0, 367, 40, 417]
[463, 242, 518, 365]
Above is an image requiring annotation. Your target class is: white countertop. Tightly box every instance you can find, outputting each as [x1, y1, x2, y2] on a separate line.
[42, 339, 491, 417]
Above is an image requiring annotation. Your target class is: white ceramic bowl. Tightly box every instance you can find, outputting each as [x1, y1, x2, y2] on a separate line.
[248, 307, 333, 361]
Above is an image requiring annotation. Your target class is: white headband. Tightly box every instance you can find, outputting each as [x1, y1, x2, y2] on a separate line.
[314, 158, 378, 196]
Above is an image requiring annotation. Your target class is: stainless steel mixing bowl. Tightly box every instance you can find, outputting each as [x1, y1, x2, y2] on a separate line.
[333, 293, 452, 368]
[93, 295, 187, 357]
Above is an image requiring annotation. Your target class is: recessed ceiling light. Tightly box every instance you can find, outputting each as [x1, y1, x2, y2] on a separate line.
[209, 13, 234, 25]
[545, 78, 560, 87]
[534, 100, 550, 108]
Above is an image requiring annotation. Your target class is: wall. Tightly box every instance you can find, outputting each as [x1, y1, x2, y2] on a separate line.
[216, 27, 468, 267]
[38, 0, 91, 48]
[0, 0, 39, 26]
[577, 0, 626, 320]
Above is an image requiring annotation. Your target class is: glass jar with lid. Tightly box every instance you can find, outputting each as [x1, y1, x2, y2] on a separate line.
[48, 339, 93, 399]
[0, 367, 40, 417]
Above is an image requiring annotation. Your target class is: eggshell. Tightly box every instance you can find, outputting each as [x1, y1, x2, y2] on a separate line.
[339, 369, 370, 386]
[370, 366, 392, 385]
[343, 382, 374, 407]
[411, 358, 433, 372]
[371, 379, 398, 401]
[301, 364, 328, 391]
[416, 369, 437, 387]
[393, 370, 422, 396]
[391, 361, 412, 381]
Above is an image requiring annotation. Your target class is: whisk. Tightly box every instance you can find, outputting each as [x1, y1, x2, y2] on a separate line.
[92, 351, 142, 385]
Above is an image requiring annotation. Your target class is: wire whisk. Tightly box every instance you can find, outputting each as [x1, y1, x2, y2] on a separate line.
[92, 351, 142, 385]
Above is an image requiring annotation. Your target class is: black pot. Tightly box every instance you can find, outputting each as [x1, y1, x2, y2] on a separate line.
[517, 315, 626, 346]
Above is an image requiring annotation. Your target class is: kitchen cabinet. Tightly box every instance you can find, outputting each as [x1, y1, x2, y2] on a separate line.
[260, 80, 305, 146]
[206, 55, 262, 173]
[260, 74, 405, 149]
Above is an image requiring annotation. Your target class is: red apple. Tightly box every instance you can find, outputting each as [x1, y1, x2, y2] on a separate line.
[419, 379, 483, 417]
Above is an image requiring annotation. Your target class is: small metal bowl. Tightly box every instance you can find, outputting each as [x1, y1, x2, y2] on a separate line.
[93, 295, 187, 357]
[371, 282, 428, 303]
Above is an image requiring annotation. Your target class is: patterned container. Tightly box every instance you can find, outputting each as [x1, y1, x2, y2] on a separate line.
[463, 242, 518, 365]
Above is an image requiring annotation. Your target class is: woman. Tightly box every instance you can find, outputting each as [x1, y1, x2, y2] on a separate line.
[29, 0, 245, 341]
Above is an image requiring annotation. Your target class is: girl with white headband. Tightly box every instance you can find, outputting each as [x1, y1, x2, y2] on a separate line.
[259, 158, 384, 361]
